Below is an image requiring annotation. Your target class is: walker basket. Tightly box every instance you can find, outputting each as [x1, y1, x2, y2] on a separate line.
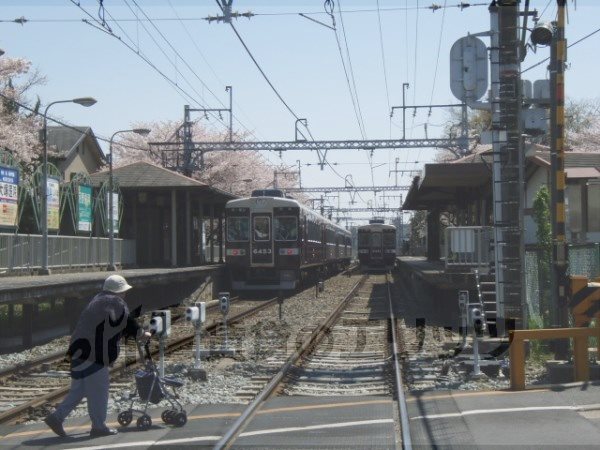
[135, 369, 164, 404]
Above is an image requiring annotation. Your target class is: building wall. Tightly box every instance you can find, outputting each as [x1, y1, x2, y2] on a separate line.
[58, 140, 104, 180]
[525, 165, 600, 245]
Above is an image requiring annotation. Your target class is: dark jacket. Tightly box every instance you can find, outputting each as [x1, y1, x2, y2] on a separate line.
[67, 291, 141, 369]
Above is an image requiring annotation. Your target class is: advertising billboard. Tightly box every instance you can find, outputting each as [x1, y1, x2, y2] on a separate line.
[47, 177, 60, 230]
[0, 165, 19, 228]
[77, 185, 92, 232]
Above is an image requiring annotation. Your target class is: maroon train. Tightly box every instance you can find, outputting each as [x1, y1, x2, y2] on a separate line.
[225, 190, 352, 290]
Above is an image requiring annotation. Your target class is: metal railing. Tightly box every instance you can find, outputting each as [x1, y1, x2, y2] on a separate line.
[444, 226, 494, 271]
[0, 233, 136, 274]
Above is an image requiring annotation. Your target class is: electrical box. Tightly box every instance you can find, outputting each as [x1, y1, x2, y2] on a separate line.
[533, 79, 551, 106]
[219, 292, 230, 315]
[522, 108, 549, 135]
[150, 310, 171, 337]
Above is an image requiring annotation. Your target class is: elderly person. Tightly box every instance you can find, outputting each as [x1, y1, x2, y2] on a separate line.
[44, 274, 150, 438]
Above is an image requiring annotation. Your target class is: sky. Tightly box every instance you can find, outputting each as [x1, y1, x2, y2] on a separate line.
[1, 1, 599, 224]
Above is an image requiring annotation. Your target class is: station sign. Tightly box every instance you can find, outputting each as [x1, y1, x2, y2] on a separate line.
[0, 165, 19, 228]
[106, 191, 119, 235]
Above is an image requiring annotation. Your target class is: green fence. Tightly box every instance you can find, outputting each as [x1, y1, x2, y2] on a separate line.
[525, 243, 600, 326]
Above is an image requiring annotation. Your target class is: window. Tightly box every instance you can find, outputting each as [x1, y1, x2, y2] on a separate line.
[227, 217, 249, 242]
[371, 233, 382, 247]
[275, 217, 298, 241]
[383, 231, 396, 247]
[588, 183, 600, 232]
[253, 216, 270, 241]
[358, 232, 369, 246]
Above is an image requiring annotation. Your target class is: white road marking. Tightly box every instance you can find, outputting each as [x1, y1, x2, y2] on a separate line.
[411, 405, 580, 420]
[67, 419, 393, 450]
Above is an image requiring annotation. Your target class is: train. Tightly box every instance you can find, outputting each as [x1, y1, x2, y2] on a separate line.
[225, 189, 352, 290]
[357, 220, 397, 271]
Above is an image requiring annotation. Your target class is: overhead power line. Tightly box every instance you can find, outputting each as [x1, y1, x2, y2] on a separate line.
[1, 3, 488, 23]
[213, 0, 300, 121]
[0, 92, 151, 154]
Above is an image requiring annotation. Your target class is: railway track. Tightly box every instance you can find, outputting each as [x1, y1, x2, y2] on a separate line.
[0, 296, 278, 425]
[216, 273, 413, 449]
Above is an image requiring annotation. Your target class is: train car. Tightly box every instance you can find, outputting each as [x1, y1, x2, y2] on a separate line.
[357, 220, 397, 271]
[225, 189, 351, 290]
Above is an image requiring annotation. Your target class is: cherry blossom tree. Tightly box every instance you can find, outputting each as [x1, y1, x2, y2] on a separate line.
[112, 119, 300, 197]
[0, 55, 44, 169]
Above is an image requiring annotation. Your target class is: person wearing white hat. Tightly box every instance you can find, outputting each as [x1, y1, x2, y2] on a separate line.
[44, 274, 150, 438]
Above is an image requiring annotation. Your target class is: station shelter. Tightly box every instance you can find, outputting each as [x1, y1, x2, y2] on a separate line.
[403, 144, 600, 262]
[89, 161, 236, 268]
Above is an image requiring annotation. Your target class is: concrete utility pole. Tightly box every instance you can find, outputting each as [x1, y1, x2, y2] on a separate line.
[490, 1, 525, 335]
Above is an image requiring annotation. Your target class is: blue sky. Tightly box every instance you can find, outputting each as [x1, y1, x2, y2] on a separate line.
[1, 1, 599, 223]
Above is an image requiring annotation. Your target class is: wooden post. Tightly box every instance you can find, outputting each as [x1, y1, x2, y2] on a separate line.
[509, 331, 526, 390]
[573, 335, 589, 382]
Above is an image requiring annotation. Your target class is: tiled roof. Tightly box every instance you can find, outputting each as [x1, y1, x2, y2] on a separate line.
[533, 151, 600, 168]
[47, 126, 91, 157]
[89, 161, 208, 188]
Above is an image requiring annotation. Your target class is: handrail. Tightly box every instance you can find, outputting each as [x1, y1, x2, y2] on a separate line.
[509, 327, 600, 390]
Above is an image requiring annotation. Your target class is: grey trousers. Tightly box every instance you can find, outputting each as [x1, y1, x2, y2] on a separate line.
[52, 362, 109, 430]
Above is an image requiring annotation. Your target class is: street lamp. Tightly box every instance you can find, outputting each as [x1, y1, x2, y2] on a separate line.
[107, 128, 151, 271]
[41, 97, 97, 275]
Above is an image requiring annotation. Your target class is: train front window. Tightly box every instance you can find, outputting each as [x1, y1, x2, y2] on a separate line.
[383, 231, 395, 247]
[358, 232, 369, 246]
[253, 217, 270, 241]
[227, 217, 249, 242]
[275, 217, 298, 241]
[371, 233, 382, 247]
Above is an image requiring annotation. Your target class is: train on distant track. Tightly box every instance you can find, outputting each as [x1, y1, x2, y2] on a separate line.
[225, 189, 352, 290]
[357, 220, 397, 271]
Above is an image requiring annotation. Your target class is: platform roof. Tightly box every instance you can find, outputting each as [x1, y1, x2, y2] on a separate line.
[89, 161, 236, 203]
[403, 161, 490, 210]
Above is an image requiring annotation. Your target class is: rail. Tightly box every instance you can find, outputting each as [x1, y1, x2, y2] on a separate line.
[386, 273, 413, 450]
[214, 275, 367, 450]
[0, 233, 136, 274]
[0, 297, 275, 425]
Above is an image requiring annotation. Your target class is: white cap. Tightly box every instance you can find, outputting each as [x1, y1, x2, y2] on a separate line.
[103, 274, 133, 293]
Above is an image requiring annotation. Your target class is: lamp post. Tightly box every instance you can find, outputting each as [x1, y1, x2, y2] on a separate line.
[107, 128, 151, 271]
[41, 97, 96, 275]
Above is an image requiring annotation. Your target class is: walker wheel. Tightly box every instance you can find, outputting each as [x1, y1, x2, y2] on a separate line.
[161, 410, 175, 424]
[117, 411, 133, 427]
[136, 414, 152, 430]
[173, 412, 187, 427]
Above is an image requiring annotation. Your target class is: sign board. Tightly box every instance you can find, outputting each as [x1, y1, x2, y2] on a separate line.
[106, 191, 119, 235]
[47, 177, 60, 230]
[450, 35, 488, 102]
[0, 165, 19, 228]
[77, 185, 92, 232]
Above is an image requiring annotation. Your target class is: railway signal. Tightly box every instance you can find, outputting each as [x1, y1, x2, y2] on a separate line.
[186, 302, 207, 381]
[150, 310, 171, 378]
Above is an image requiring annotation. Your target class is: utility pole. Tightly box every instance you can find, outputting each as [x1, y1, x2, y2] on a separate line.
[296, 159, 302, 188]
[551, 0, 569, 342]
[180, 88, 233, 175]
[489, 1, 524, 336]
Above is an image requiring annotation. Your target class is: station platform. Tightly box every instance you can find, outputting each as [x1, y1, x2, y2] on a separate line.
[396, 256, 473, 290]
[0, 265, 223, 305]
[0, 396, 397, 449]
[407, 381, 600, 448]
